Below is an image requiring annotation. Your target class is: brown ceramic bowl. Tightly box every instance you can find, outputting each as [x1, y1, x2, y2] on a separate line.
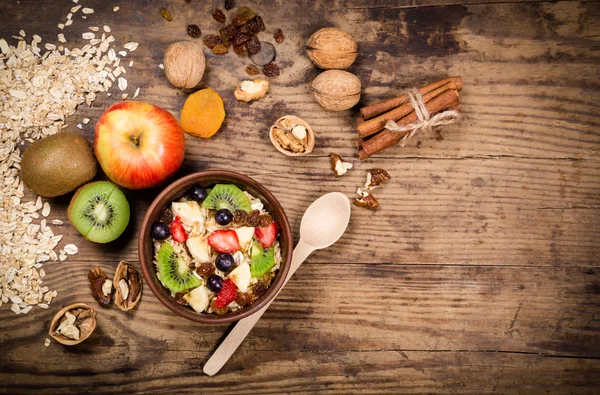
[139, 171, 293, 324]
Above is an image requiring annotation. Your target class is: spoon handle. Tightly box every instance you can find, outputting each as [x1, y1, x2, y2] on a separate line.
[203, 239, 314, 376]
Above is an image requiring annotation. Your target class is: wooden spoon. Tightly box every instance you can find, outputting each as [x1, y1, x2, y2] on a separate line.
[203, 192, 352, 376]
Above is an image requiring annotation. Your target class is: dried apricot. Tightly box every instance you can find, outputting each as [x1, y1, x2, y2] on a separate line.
[180, 88, 226, 138]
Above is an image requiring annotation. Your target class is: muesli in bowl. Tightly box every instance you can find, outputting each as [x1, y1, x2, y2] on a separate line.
[150, 183, 282, 315]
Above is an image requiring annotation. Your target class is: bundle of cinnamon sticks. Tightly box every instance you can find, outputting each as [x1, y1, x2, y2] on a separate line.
[356, 76, 463, 159]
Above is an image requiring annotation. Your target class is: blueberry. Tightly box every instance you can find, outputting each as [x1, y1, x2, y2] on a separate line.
[215, 209, 233, 225]
[186, 185, 207, 202]
[206, 275, 223, 293]
[215, 253, 234, 272]
[151, 222, 170, 240]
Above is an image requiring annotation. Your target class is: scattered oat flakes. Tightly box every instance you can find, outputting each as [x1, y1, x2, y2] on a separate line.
[133, 87, 140, 99]
[158, 63, 164, 69]
[118, 50, 127, 57]
[123, 42, 139, 52]
[89, 26, 99, 32]
[66, 13, 73, 20]
[32, 35, 42, 43]
[58, 23, 65, 30]
[82, 32, 95, 40]
[51, 219, 64, 225]
[0, 38, 8, 54]
[76, 124, 82, 129]
[19, 30, 26, 37]
[71, 5, 81, 13]
[122, 93, 128, 100]
[113, 6, 119, 12]
[44, 338, 51, 346]
[82, 16, 87, 19]
[128, 60, 133, 67]
[118, 77, 127, 91]
[82, 8, 94, 14]
[83, 118, 90, 124]
[58, 33, 66, 43]
[63, 244, 78, 255]
[44, 43, 56, 51]
[65, 19, 73, 27]
[42, 202, 51, 217]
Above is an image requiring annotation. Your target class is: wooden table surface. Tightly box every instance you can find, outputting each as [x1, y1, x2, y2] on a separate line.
[1, 0, 599, 393]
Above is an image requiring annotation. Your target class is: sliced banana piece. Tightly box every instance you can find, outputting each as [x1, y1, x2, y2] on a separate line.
[228, 262, 251, 293]
[234, 226, 255, 251]
[186, 236, 211, 263]
[184, 285, 210, 313]
[172, 201, 204, 227]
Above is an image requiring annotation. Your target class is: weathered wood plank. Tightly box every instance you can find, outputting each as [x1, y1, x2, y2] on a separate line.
[33, 157, 600, 265]
[0, 264, 598, 392]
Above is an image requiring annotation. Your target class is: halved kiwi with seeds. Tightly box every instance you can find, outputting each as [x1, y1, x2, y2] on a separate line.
[68, 181, 130, 243]
[201, 184, 252, 213]
[156, 242, 201, 293]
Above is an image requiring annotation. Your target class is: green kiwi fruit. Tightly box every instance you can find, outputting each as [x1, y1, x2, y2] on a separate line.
[68, 181, 130, 243]
[201, 184, 252, 213]
[156, 242, 201, 293]
[21, 132, 97, 197]
[250, 239, 275, 278]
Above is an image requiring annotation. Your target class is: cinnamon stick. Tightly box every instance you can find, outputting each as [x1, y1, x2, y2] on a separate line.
[357, 81, 460, 139]
[359, 76, 463, 121]
[358, 89, 460, 160]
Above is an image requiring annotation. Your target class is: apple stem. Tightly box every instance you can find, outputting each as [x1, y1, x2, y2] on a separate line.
[129, 134, 139, 146]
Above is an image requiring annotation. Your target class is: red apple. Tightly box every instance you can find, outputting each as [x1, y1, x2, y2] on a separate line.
[94, 101, 185, 189]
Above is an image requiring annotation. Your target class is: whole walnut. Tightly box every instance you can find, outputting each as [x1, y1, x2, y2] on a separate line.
[306, 27, 357, 70]
[311, 70, 361, 111]
[163, 41, 206, 89]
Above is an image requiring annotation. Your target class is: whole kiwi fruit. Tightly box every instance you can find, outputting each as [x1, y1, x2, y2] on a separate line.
[21, 132, 98, 197]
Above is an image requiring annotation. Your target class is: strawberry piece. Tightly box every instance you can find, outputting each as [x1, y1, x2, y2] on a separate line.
[208, 229, 241, 253]
[215, 279, 237, 308]
[255, 222, 277, 249]
[170, 216, 187, 242]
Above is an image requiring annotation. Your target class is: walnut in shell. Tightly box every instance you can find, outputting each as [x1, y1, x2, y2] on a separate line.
[306, 27, 357, 70]
[269, 115, 316, 156]
[163, 41, 206, 89]
[49, 303, 97, 346]
[113, 261, 142, 312]
[311, 70, 361, 111]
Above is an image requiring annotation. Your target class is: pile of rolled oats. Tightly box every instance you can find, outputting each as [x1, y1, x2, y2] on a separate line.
[0, 5, 139, 315]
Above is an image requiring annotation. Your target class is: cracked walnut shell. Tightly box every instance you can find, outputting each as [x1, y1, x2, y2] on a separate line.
[88, 266, 112, 307]
[269, 115, 315, 156]
[49, 303, 97, 346]
[113, 261, 142, 312]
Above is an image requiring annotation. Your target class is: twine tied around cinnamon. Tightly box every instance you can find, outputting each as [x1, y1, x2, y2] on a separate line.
[385, 88, 461, 147]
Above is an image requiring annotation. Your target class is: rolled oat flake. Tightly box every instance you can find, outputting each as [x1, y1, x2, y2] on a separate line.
[250, 42, 276, 66]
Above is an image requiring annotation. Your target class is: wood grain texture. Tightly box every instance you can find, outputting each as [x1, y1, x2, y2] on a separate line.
[1, 0, 599, 393]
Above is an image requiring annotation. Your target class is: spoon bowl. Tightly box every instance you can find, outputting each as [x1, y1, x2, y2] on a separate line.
[300, 192, 352, 249]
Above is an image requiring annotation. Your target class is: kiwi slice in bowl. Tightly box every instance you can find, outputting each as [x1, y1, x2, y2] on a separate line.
[156, 242, 201, 293]
[249, 239, 276, 278]
[201, 184, 252, 213]
[68, 181, 130, 243]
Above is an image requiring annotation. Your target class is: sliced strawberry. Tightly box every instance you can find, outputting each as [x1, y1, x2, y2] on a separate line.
[208, 229, 241, 253]
[215, 279, 237, 308]
[255, 222, 277, 249]
[170, 216, 187, 242]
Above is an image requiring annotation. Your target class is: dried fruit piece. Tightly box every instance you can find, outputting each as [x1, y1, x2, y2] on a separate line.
[263, 62, 280, 77]
[252, 281, 267, 297]
[366, 169, 391, 188]
[330, 153, 353, 177]
[245, 35, 261, 55]
[187, 24, 201, 38]
[233, 210, 248, 224]
[223, 24, 237, 39]
[258, 214, 273, 227]
[232, 33, 252, 47]
[274, 28, 284, 44]
[212, 44, 228, 54]
[160, 7, 173, 22]
[224, 0, 235, 11]
[219, 28, 231, 48]
[88, 266, 111, 306]
[180, 88, 226, 138]
[233, 44, 247, 56]
[254, 16, 266, 32]
[196, 262, 216, 278]
[203, 34, 222, 49]
[210, 299, 229, 315]
[232, 7, 256, 27]
[245, 64, 259, 75]
[353, 190, 379, 210]
[235, 292, 254, 307]
[159, 208, 174, 224]
[246, 210, 261, 227]
[212, 8, 226, 23]
[250, 42, 275, 66]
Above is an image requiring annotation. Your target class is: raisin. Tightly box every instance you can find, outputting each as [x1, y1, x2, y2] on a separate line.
[232, 33, 252, 47]
[245, 18, 259, 34]
[255, 16, 266, 32]
[224, 0, 235, 11]
[235, 292, 248, 307]
[262, 271, 274, 286]
[223, 24, 238, 39]
[211, 299, 228, 315]
[233, 210, 248, 224]
[203, 34, 222, 49]
[238, 24, 251, 35]
[196, 263, 215, 279]
[212, 8, 226, 23]
[246, 210, 261, 227]
[258, 214, 273, 228]
[232, 7, 256, 27]
[245, 35, 261, 55]
[218, 28, 231, 48]
[159, 208, 173, 224]
[274, 28, 284, 44]
[188, 261, 196, 270]
[245, 64, 260, 76]
[174, 292, 188, 305]
[252, 282, 267, 298]
[263, 62, 280, 77]
[160, 7, 173, 22]
[233, 44, 247, 56]
[187, 24, 201, 38]
[212, 44, 229, 54]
